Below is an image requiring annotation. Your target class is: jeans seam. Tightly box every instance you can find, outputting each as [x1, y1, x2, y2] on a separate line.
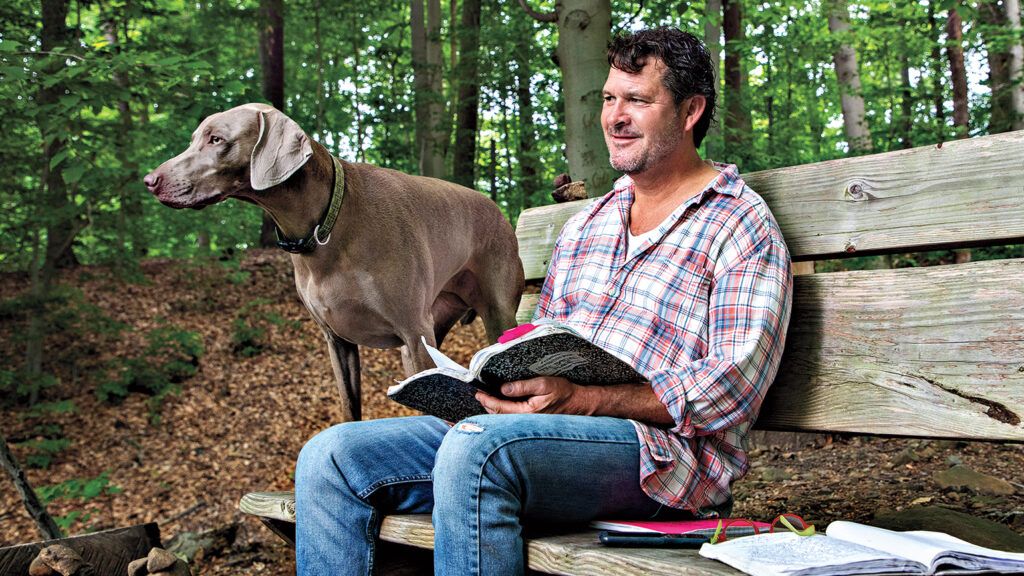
[471, 434, 637, 575]
[356, 474, 433, 500]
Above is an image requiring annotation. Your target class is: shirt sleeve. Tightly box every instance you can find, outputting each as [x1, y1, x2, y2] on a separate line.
[646, 232, 793, 437]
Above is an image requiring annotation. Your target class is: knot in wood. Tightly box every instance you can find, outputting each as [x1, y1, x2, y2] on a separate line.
[564, 9, 591, 30]
[846, 182, 874, 202]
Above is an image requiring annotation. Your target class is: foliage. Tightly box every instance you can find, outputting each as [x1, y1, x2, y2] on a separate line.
[232, 298, 301, 357]
[97, 322, 204, 423]
[37, 470, 123, 535]
[0, 0, 1020, 269]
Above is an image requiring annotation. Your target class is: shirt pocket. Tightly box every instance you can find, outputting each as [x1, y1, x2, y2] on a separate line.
[619, 255, 712, 344]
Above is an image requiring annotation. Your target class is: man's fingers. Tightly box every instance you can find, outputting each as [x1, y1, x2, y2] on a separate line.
[500, 379, 542, 398]
[476, 391, 531, 414]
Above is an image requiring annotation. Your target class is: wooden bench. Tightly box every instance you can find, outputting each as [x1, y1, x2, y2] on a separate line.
[239, 131, 1024, 574]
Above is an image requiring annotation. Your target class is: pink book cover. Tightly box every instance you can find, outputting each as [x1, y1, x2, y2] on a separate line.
[589, 518, 772, 538]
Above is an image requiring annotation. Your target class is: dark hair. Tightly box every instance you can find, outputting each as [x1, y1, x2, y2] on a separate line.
[607, 27, 717, 147]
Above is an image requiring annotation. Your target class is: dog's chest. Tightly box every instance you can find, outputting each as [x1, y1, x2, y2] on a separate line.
[293, 271, 400, 346]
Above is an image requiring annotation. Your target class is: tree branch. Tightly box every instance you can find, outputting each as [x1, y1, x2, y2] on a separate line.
[518, 0, 557, 23]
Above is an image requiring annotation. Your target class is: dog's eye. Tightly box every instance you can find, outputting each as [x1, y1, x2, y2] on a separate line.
[209, 135, 224, 145]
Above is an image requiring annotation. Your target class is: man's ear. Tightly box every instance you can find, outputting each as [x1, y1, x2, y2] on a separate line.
[681, 95, 708, 134]
[250, 108, 313, 191]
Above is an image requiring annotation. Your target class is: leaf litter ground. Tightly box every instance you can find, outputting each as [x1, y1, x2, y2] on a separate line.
[1, 251, 1021, 574]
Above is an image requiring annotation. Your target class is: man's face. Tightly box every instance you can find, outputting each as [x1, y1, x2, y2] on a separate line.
[601, 60, 686, 175]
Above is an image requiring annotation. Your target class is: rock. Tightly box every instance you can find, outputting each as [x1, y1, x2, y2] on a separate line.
[890, 447, 918, 468]
[934, 465, 1016, 496]
[760, 467, 792, 482]
[127, 557, 148, 576]
[146, 548, 179, 572]
[551, 181, 587, 203]
[872, 506, 1024, 552]
[28, 545, 95, 576]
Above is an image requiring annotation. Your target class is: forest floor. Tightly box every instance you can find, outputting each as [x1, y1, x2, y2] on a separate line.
[1, 250, 1022, 575]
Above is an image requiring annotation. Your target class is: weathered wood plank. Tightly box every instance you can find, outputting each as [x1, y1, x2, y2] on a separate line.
[516, 130, 1024, 280]
[518, 259, 1024, 440]
[0, 523, 160, 576]
[239, 490, 295, 522]
[379, 515, 742, 576]
[763, 258, 1024, 440]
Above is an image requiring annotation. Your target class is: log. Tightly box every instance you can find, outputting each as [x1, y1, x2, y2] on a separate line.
[0, 524, 160, 576]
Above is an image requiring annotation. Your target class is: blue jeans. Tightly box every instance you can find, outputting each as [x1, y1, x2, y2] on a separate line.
[294, 414, 686, 575]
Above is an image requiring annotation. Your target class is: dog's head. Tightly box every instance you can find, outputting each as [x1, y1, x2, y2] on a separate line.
[143, 103, 313, 209]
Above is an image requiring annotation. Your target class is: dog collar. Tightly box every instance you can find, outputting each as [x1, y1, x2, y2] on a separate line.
[276, 156, 345, 254]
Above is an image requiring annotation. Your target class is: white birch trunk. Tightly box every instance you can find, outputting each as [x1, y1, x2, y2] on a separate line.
[827, 0, 872, 152]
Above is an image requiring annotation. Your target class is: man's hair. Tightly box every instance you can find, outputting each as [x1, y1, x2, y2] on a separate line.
[607, 27, 717, 148]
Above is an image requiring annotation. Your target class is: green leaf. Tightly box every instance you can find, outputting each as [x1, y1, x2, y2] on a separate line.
[62, 162, 87, 185]
[0, 66, 27, 80]
[49, 149, 70, 170]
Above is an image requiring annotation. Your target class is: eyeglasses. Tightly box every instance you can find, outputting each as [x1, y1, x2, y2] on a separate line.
[709, 513, 815, 544]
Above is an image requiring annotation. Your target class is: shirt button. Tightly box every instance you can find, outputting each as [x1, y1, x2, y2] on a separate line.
[606, 286, 619, 298]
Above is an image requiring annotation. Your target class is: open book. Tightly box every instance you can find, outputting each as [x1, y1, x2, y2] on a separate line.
[698, 520, 1024, 576]
[387, 321, 644, 422]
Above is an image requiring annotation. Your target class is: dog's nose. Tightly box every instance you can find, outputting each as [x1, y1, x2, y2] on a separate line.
[143, 172, 162, 193]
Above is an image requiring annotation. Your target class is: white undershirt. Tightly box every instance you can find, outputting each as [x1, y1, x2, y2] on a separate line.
[625, 225, 662, 261]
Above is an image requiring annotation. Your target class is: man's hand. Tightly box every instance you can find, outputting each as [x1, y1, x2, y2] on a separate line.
[476, 377, 676, 426]
[475, 376, 596, 416]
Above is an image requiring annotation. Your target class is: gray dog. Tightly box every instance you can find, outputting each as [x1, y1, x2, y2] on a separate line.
[144, 103, 524, 421]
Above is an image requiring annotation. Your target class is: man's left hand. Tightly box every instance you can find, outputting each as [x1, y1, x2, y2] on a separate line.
[475, 377, 595, 416]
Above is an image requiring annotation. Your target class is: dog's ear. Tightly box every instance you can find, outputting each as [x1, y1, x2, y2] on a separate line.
[250, 108, 313, 190]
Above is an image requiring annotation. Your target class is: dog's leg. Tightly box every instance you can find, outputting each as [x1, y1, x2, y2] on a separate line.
[400, 325, 437, 377]
[326, 335, 361, 421]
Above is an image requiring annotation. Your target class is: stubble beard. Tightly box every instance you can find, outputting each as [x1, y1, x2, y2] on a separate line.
[607, 117, 684, 175]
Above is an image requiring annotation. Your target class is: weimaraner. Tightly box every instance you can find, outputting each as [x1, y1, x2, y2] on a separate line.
[144, 103, 525, 421]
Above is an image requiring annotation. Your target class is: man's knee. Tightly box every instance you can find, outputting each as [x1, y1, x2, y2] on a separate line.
[433, 416, 520, 489]
[295, 422, 364, 488]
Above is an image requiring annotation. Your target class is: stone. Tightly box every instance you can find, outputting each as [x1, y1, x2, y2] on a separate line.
[166, 523, 238, 563]
[27, 545, 94, 576]
[934, 465, 1016, 496]
[872, 506, 1024, 552]
[146, 548, 179, 572]
[127, 557, 148, 576]
[760, 467, 792, 482]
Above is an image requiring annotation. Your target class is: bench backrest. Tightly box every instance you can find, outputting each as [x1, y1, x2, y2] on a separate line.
[513, 131, 1024, 442]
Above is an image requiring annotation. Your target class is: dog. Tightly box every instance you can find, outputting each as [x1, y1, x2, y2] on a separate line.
[144, 103, 525, 421]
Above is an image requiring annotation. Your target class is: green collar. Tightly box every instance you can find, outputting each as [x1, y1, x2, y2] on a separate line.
[276, 156, 345, 254]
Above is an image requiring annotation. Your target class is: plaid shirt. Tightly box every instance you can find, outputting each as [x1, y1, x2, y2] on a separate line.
[534, 164, 792, 513]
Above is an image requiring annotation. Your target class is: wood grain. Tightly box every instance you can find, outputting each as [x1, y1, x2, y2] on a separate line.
[379, 515, 742, 576]
[516, 130, 1024, 280]
[518, 259, 1024, 440]
[0, 523, 160, 576]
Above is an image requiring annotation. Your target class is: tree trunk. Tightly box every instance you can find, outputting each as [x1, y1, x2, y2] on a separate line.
[39, 0, 79, 271]
[703, 0, 722, 161]
[103, 17, 146, 265]
[1006, 0, 1024, 130]
[1, 432, 61, 540]
[521, 0, 615, 197]
[899, 44, 914, 148]
[946, 5, 970, 139]
[928, 0, 947, 142]
[451, 0, 481, 188]
[723, 0, 752, 167]
[258, 0, 285, 247]
[514, 36, 541, 212]
[412, 0, 446, 178]
[827, 0, 872, 153]
[980, 0, 1012, 134]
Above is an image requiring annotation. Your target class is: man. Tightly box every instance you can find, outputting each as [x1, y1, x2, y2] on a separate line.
[295, 27, 792, 576]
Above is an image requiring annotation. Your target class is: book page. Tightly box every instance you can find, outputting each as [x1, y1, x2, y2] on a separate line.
[698, 532, 924, 576]
[421, 337, 467, 372]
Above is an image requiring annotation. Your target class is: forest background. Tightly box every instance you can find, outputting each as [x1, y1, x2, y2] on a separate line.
[1, 0, 1024, 566]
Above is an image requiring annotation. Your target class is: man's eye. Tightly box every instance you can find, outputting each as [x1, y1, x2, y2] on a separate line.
[210, 135, 224, 145]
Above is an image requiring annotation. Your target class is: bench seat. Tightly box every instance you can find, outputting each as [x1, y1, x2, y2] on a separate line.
[238, 492, 742, 575]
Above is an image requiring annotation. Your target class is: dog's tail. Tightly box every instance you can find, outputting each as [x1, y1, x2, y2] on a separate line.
[459, 309, 477, 326]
